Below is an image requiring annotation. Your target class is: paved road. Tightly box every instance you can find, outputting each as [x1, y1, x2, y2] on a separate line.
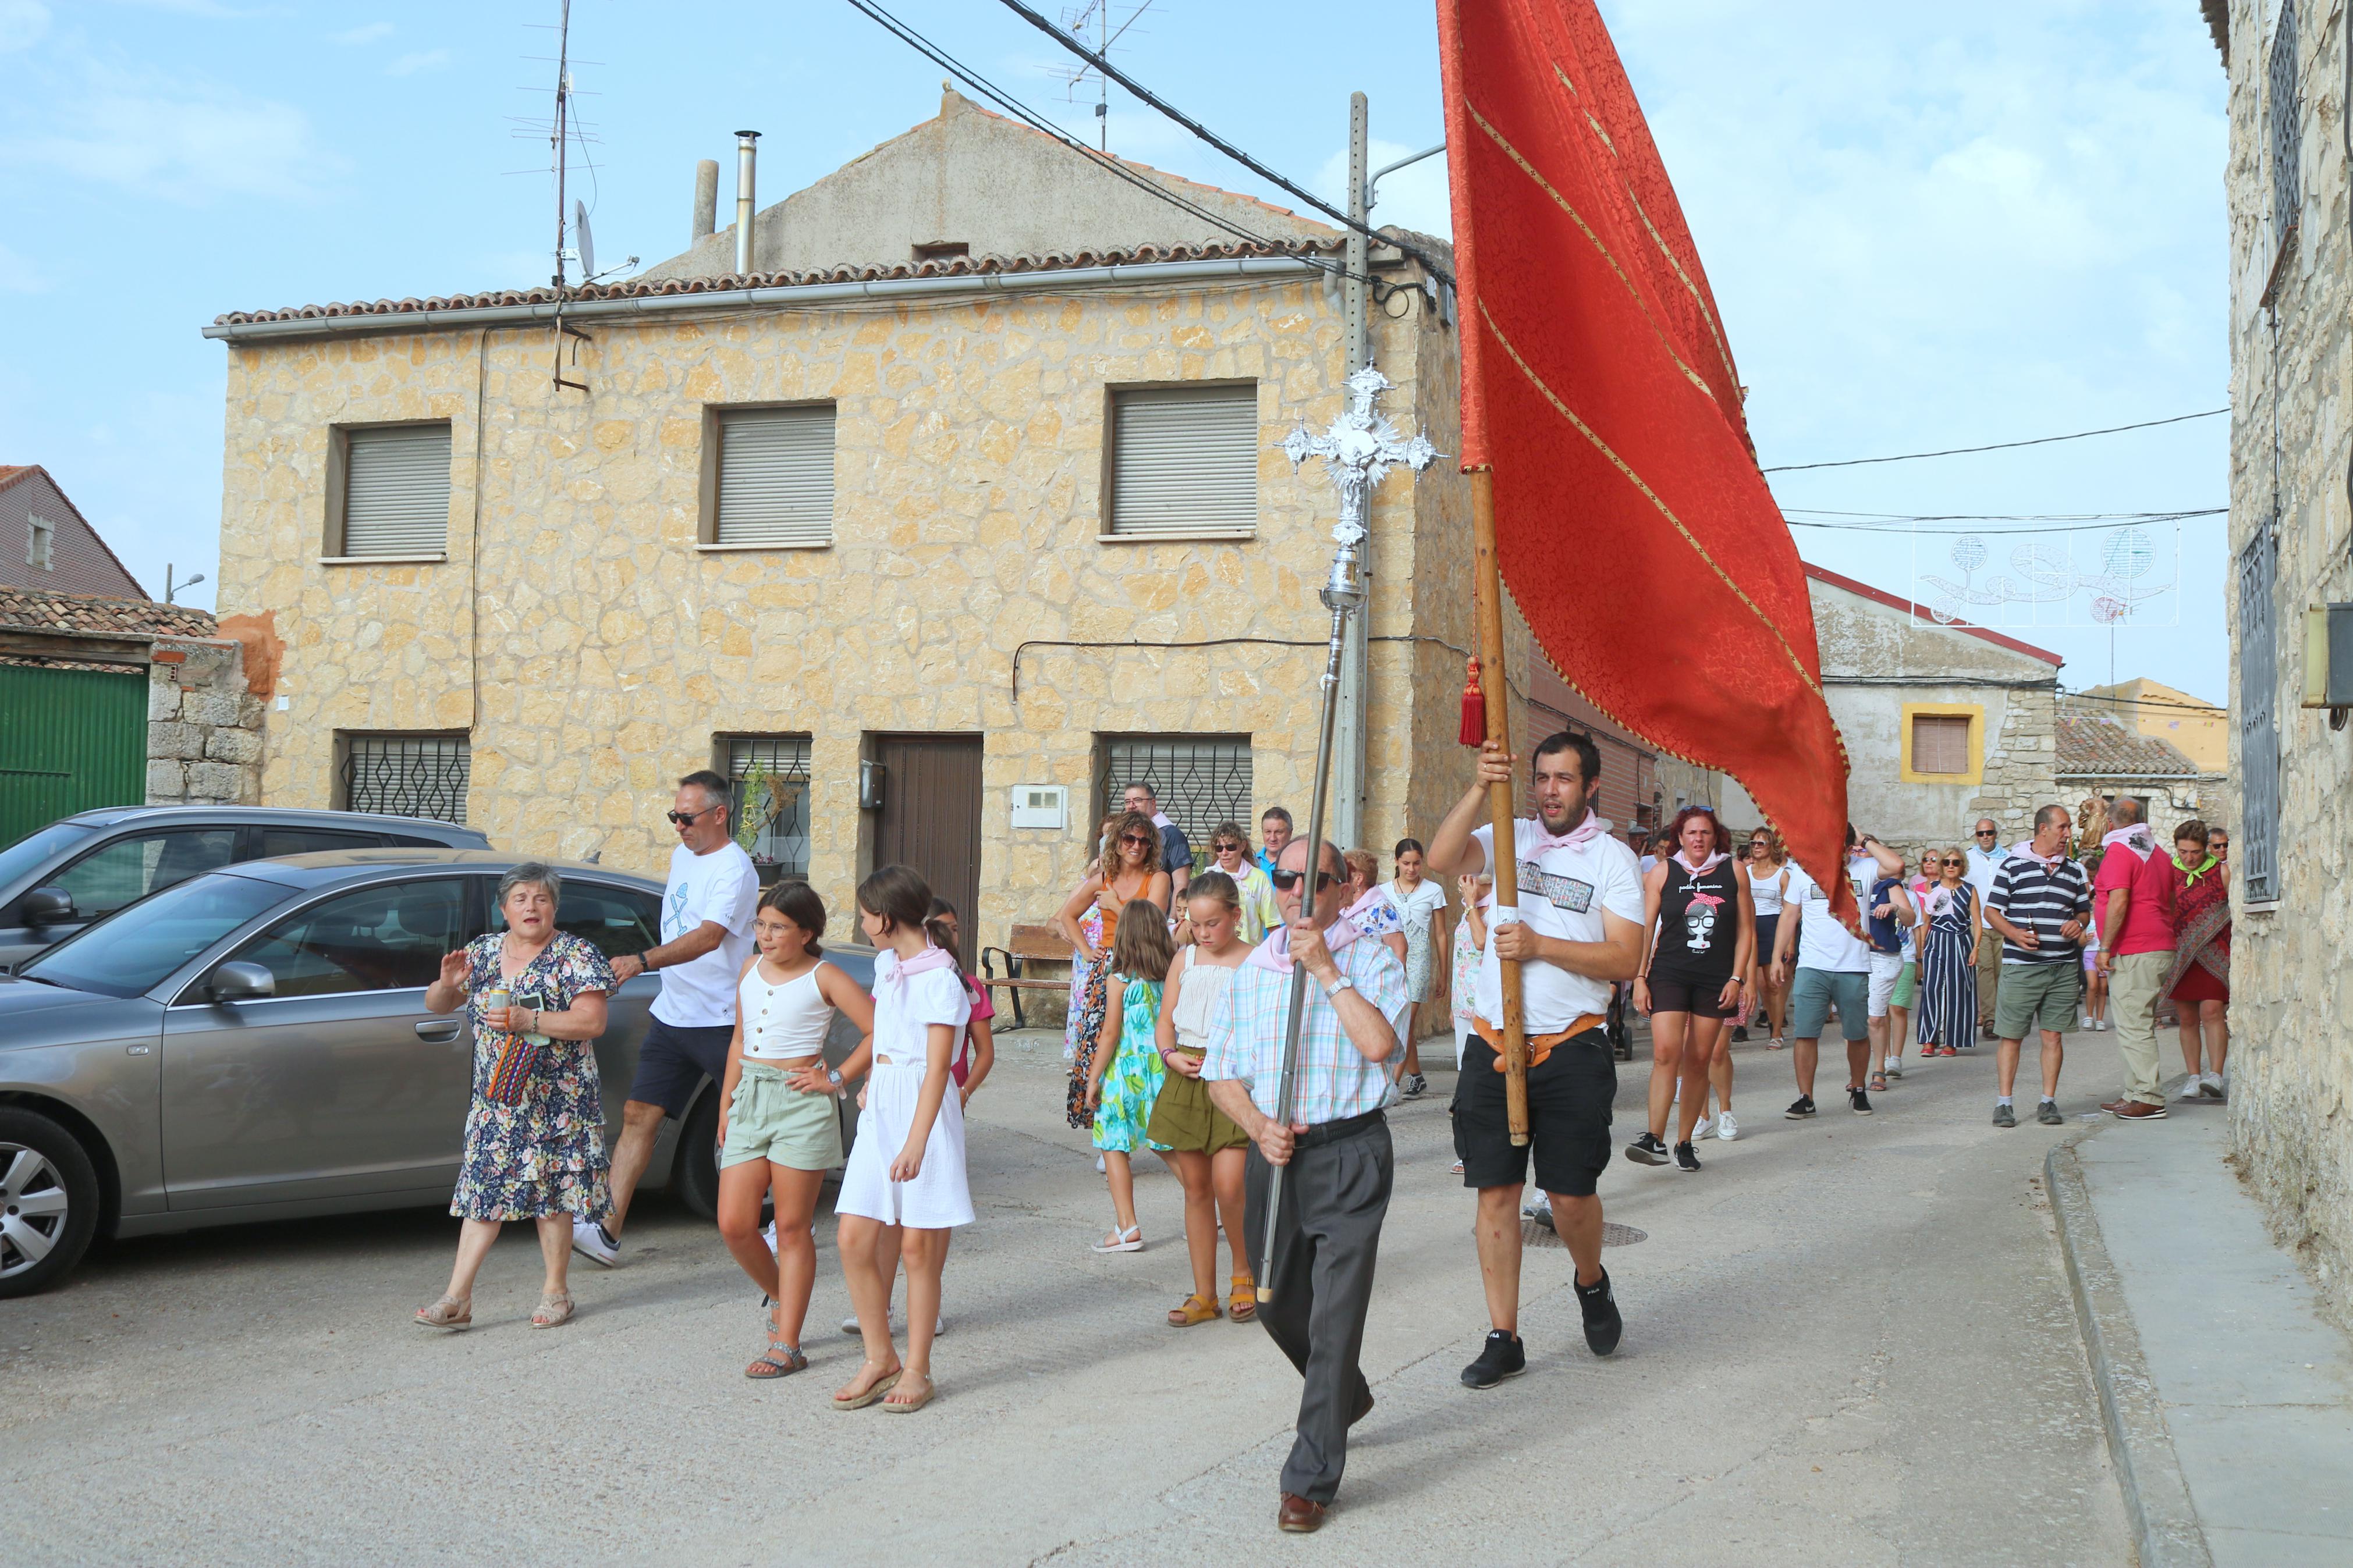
[5, 1025, 2142, 1565]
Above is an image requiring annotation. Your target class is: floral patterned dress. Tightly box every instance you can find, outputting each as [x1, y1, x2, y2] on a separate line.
[1064, 902, 1108, 1130]
[449, 930, 618, 1222]
[1091, 976, 1170, 1155]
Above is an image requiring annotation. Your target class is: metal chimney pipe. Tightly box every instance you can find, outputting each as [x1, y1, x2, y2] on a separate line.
[693, 159, 719, 241]
[733, 131, 760, 276]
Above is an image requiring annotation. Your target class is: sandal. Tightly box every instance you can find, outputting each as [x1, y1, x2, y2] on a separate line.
[832, 1363, 902, 1411]
[881, 1375, 936, 1414]
[530, 1290, 575, 1329]
[746, 1341, 809, 1379]
[1228, 1274, 1258, 1322]
[1868, 1073, 1888, 1094]
[1166, 1292, 1220, 1328]
[1090, 1224, 1144, 1254]
[413, 1294, 471, 1331]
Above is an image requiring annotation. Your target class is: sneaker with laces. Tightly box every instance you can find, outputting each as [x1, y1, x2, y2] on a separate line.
[2177, 1082, 2207, 1103]
[1715, 1110, 1740, 1141]
[1785, 1095, 1816, 1119]
[571, 1218, 619, 1268]
[1399, 1073, 1429, 1100]
[1673, 1140, 1701, 1172]
[1624, 1132, 1670, 1165]
[2200, 1073, 2226, 1100]
[1848, 1086, 1873, 1115]
[1460, 1329, 1527, 1389]
[1691, 1112, 1715, 1141]
[1993, 1102, 2017, 1128]
[2037, 1100, 2064, 1126]
[1576, 1268, 1623, 1356]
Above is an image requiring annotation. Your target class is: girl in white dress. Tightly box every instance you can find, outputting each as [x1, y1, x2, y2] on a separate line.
[832, 865, 971, 1415]
[1378, 837, 1450, 1098]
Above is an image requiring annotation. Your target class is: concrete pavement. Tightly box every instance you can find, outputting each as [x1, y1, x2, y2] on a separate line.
[5, 1027, 2135, 1565]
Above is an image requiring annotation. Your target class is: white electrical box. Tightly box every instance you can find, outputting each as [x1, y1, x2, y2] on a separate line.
[1010, 784, 1068, 830]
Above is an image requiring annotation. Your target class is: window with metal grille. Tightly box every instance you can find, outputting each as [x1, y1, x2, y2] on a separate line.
[2237, 522, 2280, 904]
[1910, 714, 1971, 775]
[1107, 383, 1258, 536]
[337, 424, 452, 557]
[714, 406, 836, 547]
[2267, 0, 2301, 257]
[1099, 735, 1252, 869]
[725, 734, 812, 881]
[341, 733, 471, 825]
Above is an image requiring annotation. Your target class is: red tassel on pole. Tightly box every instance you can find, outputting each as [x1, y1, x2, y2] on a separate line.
[1458, 656, 1486, 746]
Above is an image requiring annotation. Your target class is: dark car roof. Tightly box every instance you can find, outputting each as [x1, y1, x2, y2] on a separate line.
[59, 804, 489, 842]
[218, 848, 661, 893]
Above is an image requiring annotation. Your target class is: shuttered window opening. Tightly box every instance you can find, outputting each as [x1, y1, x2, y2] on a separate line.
[342, 733, 471, 825]
[1109, 384, 1258, 536]
[715, 406, 836, 547]
[341, 424, 452, 557]
[1911, 714, 1971, 775]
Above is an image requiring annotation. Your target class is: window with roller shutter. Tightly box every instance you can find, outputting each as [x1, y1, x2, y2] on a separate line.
[709, 405, 836, 547]
[1910, 714, 1972, 776]
[332, 423, 451, 559]
[1106, 383, 1258, 538]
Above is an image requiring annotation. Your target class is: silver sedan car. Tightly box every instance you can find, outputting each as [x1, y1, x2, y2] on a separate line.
[0, 848, 871, 1297]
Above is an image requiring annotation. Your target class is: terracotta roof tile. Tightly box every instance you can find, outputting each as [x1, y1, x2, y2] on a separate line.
[2056, 705, 2202, 777]
[0, 584, 217, 641]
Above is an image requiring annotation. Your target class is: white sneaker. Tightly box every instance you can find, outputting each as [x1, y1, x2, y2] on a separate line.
[2201, 1072, 2227, 1100]
[2178, 1082, 2206, 1102]
[571, 1217, 619, 1268]
[1691, 1113, 1715, 1140]
[1716, 1110, 1739, 1141]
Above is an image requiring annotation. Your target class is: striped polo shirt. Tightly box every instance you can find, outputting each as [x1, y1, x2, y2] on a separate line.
[1987, 853, 2092, 965]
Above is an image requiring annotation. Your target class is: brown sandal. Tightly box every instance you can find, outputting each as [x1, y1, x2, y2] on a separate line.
[413, 1294, 471, 1331]
[1229, 1274, 1258, 1322]
[1166, 1292, 1220, 1328]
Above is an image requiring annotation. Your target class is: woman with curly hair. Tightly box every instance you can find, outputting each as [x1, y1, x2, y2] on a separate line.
[1055, 809, 1170, 1132]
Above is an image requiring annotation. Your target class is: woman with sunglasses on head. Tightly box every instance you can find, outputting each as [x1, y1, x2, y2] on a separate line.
[1055, 810, 1172, 1134]
[1742, 832, 1790, 1048]
[1914, 848, 1982, 1058]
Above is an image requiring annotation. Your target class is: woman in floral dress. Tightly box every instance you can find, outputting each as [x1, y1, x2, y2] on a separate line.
[1055, 810, 1170, 1130]
[414, 863, 617, 1332]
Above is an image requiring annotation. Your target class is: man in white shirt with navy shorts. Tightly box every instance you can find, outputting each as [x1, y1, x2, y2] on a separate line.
[1427, 731, 1645, 1391]
[573, 769, 758, 1267]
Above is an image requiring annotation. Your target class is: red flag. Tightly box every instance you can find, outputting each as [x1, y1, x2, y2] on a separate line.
[1437, 0, 1858, 925]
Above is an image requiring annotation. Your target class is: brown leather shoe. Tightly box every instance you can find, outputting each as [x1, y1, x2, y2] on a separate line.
[2098, 1098, 2132, 1114]
[2110, 1100, 2168, 1121]
[1277, 1494, 1329, 1533]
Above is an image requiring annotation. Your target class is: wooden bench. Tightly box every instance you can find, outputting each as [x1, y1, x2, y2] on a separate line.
[978, 923, 1073, 1030]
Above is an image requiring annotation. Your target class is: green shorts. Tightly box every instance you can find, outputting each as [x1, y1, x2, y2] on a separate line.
[1994, 961, 2082, 1040]
[719, 1059, 844, 1172]
[1890, 961, 1918, 1010]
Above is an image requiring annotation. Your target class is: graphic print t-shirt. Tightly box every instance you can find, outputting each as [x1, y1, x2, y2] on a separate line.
[651, 841, 759, 1028]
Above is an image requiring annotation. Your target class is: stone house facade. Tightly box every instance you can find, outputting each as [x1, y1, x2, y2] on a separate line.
[2211, 0, 2353, 1328]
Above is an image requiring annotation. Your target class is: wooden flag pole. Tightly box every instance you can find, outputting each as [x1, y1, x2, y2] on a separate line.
[1469, 468, 1529, 1145]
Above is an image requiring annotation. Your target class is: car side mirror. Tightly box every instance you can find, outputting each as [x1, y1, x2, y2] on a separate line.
[208, 961, 276, 1003]
[21, 886, 75, 927]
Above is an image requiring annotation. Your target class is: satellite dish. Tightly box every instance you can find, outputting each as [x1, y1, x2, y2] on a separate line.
[573, 200, 596, 280]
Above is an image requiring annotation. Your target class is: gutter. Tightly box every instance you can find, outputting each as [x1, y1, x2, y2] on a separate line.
[202, 256, 1329, 345]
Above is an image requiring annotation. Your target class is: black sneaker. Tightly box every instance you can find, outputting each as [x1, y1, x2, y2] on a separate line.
[1673, 1140, 1701, 1173]
[1575, 1268, 1623, 1356]
[1993, 1101, 2017, 1128]
[1624, 1132, 1670, 1165]
[1848, 1086, 1872, 1115]
[1399, 1073, 1428, 1100]
[1731, 1025, 1751, 1042]
[2037, 1100, 2064, 1126]
[1460, 1329, 1527, 1389]
[1785, 1096, 1817, 1119]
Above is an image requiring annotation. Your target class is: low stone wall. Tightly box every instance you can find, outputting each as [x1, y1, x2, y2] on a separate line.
[146, 637, 265, 805]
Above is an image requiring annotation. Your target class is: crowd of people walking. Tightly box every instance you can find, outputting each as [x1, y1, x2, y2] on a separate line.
[406, 755, 2232, 1533]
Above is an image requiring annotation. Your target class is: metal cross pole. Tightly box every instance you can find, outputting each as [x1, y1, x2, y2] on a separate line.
[1257, 364, 1438, 1304]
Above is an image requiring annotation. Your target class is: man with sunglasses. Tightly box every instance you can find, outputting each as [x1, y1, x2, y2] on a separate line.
[1426, 730, 1645, 1393]
[1201, 836, 1411, 1534]
[574, 770, 759, 1268]
[1123, 781, 1191, 894]
[1964, 819, 2010, 1041]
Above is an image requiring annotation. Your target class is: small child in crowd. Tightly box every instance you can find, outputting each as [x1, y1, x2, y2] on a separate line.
[1084, 902, 1176, 1253]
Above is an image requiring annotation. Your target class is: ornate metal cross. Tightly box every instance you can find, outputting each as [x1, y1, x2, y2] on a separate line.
[1283, 364, 1442, 558]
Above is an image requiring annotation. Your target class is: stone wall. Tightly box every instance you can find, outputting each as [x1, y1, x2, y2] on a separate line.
[2218, 1, 2353, 1331]
[145, 636, 265, 805]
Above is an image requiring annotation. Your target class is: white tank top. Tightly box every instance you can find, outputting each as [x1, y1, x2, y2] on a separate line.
[1746, 865, 1786, 917]
[1169, 944, 1241, 1052]
[739, 962, 835, 1061]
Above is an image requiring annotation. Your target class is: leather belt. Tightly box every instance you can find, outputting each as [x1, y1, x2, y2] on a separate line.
[1293, 1108, 1386, 1147]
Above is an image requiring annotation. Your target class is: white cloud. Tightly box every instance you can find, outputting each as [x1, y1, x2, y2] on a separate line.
[0, 240, 44, 293]
[0, 67, 344, 203]
[332, 21, 392, 45]
[0, 0, 47, 52]
[385, 48, 448, 77]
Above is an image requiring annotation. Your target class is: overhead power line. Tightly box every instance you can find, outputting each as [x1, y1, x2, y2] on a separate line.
[1784, 506, 2224, 536]
[1762, 408, 2229, 474]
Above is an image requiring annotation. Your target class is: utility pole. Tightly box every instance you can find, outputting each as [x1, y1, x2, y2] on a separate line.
[1330, 91, 1372, 852]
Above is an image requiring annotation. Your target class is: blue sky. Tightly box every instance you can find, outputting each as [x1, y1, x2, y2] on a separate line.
[0, 0, 2227, 701]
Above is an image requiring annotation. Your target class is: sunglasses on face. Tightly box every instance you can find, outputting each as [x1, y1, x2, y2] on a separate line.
[1974, 830, 1997, 838]
[666, 808, 715, 826]
[1119, 833, 1151, 847]
[1940, 857, 1965, 866]
[1269, 869, 1340, 893]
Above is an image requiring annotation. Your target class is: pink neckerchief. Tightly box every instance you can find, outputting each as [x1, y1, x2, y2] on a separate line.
[2011, 840, 2065, 870]
[1245, 917, 1363, 973]
[1671, 848, 1727, 875]
[879, 943, 956, 995]
[2101, 824, 2156, 863]
[1525, 808, 1606, 856]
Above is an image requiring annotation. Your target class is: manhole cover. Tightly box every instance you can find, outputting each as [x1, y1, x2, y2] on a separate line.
[1521, 1216, 1648, 1249]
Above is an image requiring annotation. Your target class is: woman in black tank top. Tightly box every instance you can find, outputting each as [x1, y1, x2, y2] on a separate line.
[1628, 808, 1757, 1171]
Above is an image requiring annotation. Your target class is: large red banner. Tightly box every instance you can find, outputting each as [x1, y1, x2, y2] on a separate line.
[1438, 0, 1858, 923]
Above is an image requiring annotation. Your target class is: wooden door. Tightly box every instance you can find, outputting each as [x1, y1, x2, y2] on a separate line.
[873, 735, 984, 962]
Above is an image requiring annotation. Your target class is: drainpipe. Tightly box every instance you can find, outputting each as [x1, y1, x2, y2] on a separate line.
[733, 131, 759, 276]
[693, 159, 719, 242]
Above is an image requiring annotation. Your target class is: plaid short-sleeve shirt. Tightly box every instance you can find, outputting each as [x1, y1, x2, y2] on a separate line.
[1199, 933, 1412, 1124]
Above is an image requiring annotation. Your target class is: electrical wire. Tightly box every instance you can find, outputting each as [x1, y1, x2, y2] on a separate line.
[1762, 408, 2228, 473]
[1784, 509, 2222, 536]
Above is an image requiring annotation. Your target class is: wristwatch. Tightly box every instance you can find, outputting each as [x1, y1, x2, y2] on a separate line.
[826, 1067, 844, 1093]
[1323, 975, 1356, 1001]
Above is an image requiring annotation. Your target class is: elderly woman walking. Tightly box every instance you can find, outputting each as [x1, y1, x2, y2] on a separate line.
[2167, 820, 2230, 1101]
[415, 863, 617, 1331]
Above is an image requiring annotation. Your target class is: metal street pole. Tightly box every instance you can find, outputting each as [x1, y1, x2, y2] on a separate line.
[1330, 91, 1372, 853]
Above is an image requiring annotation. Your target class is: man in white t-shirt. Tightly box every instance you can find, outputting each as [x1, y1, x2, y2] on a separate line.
[1428, 731, 1645, 1391]
[574, 769, 759, 1267]
[1772, 827, 1903, 1118]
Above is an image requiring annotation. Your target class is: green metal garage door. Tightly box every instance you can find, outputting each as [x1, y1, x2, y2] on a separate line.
[0, 663, 148, 847]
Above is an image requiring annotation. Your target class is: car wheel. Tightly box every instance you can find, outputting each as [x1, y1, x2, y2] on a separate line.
[0, 1109, 101, 1299]
[673, 1090, 721, 1221]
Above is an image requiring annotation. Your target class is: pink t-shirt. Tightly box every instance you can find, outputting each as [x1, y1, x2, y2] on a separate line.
[2093, 842, 2178, 957]
[952, 973, 995, 1086]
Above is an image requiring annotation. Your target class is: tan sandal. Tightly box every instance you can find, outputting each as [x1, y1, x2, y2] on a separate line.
[1229, 1274, 1258, 1322]
[413, 1294, 471, 1331]
[832, 1363, 902, 1411]
[881, 1375, 936, 1413]
[1166, 1292, 1220, 1328]
[530, 1290, 575, 1329]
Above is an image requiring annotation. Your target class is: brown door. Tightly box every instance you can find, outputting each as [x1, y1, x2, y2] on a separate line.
[872, 735, 984, 961]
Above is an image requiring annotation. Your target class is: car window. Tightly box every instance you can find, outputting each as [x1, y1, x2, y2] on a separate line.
[51, 830, 242, 920]
[556, 881, 661, 961]
[227, 879, 469, 998]
[22, 874, 287, 998]
[0, 822, 94, 895]
[258, 828, 385, 858]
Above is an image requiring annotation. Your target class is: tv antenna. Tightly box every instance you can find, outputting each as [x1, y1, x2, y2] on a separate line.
[1046, 0, 1156, 152]
[527, 2, 633, 394]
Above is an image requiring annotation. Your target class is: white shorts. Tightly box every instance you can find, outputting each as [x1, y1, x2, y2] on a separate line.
[1867, 952, 1903, 1018]
[835, 1064, 974, 1229]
